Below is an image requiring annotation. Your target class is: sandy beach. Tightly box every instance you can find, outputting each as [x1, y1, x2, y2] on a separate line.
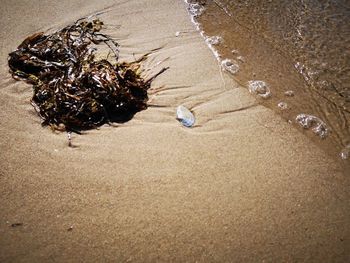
[0, 0, 349, 262]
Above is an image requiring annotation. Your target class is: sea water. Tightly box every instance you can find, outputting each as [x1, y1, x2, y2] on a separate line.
[184, 0, 350, 160]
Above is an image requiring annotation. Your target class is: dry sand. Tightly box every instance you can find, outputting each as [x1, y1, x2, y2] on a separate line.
[0, 0, 349, 262]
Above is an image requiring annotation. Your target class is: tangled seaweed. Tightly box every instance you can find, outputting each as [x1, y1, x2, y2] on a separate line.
[8, 18, 167, 132]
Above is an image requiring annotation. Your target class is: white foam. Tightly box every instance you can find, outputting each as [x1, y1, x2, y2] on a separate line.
[236, 56, 245, 63]
[187, 2, 205, 17]
[221, 59, 239, 74]
[278, 102, 288, 110]
[340, 144, 350, 160]
[296, 114, 329, 139]
[284, 90, 295, 97]
[248, 80, 271, 99]
[183, 1, 223, 61]
[205, 36, 222, 45]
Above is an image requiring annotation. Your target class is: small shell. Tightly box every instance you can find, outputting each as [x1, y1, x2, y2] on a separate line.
[176, 105, 195, 127]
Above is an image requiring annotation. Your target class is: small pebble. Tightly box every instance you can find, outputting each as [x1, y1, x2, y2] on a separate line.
[11, 223, 23, 227]
[67, 132, 72, 147]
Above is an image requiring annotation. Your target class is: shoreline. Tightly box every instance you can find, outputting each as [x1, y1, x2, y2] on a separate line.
[191, 0, 350, 162]
[0, 0, 349, 262]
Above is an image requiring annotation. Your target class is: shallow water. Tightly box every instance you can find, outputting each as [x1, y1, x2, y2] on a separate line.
[186, 0, 350, 160]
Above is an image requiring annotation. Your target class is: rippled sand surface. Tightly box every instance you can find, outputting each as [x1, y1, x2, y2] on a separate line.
[0, 0, 349, 261]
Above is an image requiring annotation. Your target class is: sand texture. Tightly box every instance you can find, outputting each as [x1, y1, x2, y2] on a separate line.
[0, 0, 349, 262]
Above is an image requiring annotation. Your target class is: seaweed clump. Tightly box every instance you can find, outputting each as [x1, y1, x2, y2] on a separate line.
[8, 18, 166, 132]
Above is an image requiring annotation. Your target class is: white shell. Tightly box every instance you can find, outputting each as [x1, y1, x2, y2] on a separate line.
[176, 105, 195, 127]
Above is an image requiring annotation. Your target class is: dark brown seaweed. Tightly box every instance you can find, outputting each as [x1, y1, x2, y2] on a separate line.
[8, 18, 167, 132]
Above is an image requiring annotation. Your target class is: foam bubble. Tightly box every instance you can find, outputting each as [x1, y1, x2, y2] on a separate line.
[248, 80, 271, 99]
[340, 144, 350, 160]
[284, 90, 295, 97]
[296, 114, 329, 138]
[188, 3, 205, 17]
[221, 59, 239, 74]
[278, 102, 288, 110]
[236, 56, 245, 63]
[184, 1, 221, 61]
[205, 36, 222, 45]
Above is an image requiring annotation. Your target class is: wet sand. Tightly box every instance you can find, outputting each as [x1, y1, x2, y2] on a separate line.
[194, 0, 350, 159]
[0, 0, 349, 262]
